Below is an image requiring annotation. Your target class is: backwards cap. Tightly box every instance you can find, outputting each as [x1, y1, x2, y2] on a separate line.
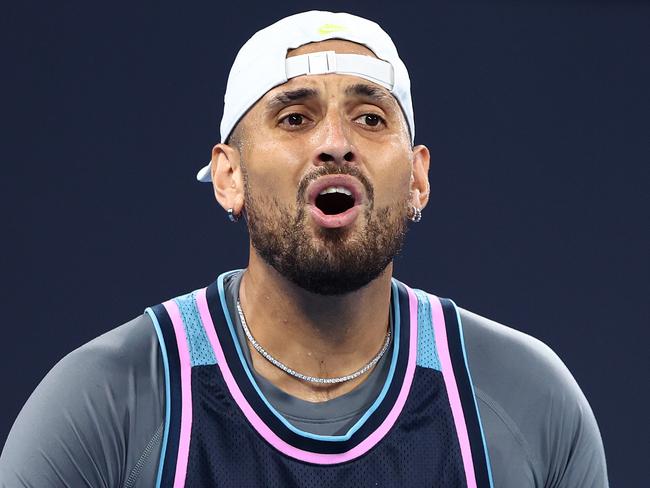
[196, 10, 415, 183]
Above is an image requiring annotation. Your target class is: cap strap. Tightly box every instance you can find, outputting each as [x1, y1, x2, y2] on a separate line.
[285, 51, 394, 90]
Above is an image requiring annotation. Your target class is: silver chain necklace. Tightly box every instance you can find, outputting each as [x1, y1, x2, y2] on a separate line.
[236, 300, 392, 385]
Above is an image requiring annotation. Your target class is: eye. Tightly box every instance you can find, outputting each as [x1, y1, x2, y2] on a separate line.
[279, 113, 306, 127]
[354, 113, 385, 128]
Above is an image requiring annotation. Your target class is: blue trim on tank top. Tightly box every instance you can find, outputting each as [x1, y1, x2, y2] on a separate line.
[451, 300, 495, 488]
[145, 308, 171, 488]
[216, 270, 401, 442]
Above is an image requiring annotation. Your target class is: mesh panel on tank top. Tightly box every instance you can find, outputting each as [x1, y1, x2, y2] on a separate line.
[174, 292, 216, 366]
[185, 366, 466, 488]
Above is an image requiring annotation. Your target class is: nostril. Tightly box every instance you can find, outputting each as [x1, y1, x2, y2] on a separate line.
[316, 151, 355, 164]
[318, 152, 335, 163]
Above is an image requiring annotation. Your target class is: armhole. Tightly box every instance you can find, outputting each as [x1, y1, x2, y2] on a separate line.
[145, 307, 171, 488]
[145, 291, 213, 488]
[439, 298, 495, 488]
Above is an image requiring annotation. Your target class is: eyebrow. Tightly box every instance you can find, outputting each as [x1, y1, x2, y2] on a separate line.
[344, 83, 394, 105]
[265, 83, 395, 113]
[266, 88, 319, 111]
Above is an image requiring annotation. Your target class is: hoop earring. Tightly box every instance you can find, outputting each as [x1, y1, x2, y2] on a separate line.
[227, 208, 239, 222]
[410, 206, 422, 223]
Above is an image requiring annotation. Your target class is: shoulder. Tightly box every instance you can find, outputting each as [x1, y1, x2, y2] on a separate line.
[456, 306, 582, 443]
[43, 313, 164, 409]
[458, 307, 574, 395]
[457, 307, 608, 487]
[0, 314, 164, 487]
[26, 312, 163, 416]
[66, 312, 161, 377]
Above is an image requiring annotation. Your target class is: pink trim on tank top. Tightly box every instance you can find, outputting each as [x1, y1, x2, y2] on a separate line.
[162, 300, 193, 488]
[427, 294, 477, 488]
[195, 286, 418, 465]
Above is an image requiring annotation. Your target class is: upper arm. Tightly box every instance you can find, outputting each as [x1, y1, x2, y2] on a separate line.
[0, 314, 165, 488]
[541, 352, 609, 488]
[459, 308, 609, 488]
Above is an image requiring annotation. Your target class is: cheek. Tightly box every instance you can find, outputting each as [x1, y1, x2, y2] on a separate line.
[368, 145, 413, 207]
[242, 142, 307, 203]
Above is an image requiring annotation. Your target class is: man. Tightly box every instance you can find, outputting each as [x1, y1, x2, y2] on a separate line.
[0, 10, 608, 487]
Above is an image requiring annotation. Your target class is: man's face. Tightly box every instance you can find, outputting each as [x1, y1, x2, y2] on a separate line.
[233, 40, 420, 295]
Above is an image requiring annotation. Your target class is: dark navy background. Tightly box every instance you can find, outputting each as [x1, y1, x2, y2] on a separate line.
[2, 1, 647, 485]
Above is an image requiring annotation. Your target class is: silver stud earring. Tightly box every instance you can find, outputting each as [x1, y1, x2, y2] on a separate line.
[227, 208, 239, 222]
[410, 206, 422, 223]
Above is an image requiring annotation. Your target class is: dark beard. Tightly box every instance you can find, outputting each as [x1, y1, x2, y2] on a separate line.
[243, 164, 410, 295]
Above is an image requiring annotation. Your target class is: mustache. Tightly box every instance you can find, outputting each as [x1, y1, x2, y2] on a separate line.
[295, 163, 374, 205]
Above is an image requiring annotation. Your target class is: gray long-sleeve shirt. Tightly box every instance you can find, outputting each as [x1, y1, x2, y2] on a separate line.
[0, 275, 608, 487]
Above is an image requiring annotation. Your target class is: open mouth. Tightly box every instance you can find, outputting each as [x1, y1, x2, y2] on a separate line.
[306, 175, 365, 228]
[315, 187, 356, 215]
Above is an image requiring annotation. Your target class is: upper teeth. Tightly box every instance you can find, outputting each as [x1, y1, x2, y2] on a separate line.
[319, 186, 352, 196]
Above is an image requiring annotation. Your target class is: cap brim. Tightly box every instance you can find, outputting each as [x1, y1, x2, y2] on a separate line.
[196, 162, 212, 182]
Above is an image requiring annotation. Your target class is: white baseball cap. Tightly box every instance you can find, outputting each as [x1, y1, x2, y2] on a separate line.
[196, 10, 415, 183]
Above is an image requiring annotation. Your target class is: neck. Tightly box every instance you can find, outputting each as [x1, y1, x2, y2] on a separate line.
[238, 248, 393, 402]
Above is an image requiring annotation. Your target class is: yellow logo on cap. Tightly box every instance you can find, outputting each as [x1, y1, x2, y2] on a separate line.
[318, 23, 348, 35]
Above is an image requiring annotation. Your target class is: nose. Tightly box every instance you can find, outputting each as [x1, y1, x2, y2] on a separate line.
[311, 113, 357, 166]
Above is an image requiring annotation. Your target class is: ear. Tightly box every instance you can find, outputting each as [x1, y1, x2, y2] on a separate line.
[410, 144, 431, 210]
[210, 143, 245, 216]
